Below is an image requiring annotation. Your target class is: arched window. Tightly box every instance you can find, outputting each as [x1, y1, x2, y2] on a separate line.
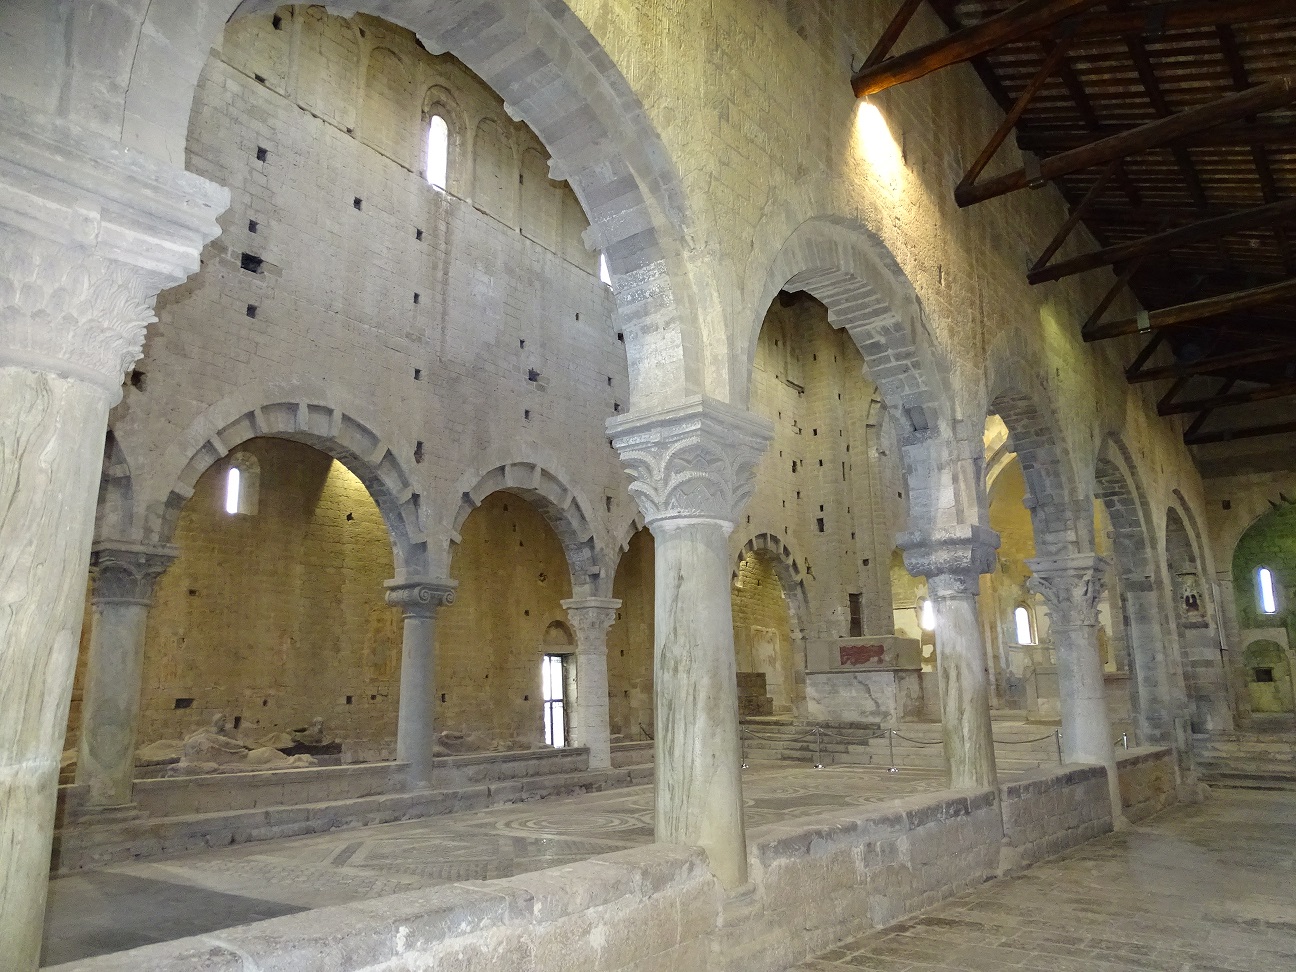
[919, 599, 935, 632]
[598, 252, 612, 287]
[1014, 605, 1037, 645]
[223, 452, 260, 516]
[426, 114, 449, 190]
[1257, 567, 1278, 614]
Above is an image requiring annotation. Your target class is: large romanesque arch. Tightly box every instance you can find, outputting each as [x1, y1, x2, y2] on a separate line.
[31, 0, 712, 411]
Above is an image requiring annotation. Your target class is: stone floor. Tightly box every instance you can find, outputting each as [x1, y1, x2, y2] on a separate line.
[797, 787, 1296, 972]
[42, 761, 948, 966]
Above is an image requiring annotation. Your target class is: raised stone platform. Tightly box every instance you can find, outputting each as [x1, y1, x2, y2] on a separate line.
[43, 752, 1179, 972]
[52, 744, 653, 874]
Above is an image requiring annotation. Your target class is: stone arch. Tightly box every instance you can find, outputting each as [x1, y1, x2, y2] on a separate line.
[985, 364, 1090, 559]
[69, 0, 710, 408]
[1093, 434, 1185, 748]
[752, 217, 969, 531]
[1165, 503, 1232, 733]
[450, 462, 603, 598]
[95, 429, 134, 541]
[731, 532, 811, 640]
[152, 397, 424, 572]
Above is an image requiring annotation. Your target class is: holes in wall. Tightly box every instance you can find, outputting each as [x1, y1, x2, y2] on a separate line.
[607, 376, 613, 386]
[816, 518, 825, 533]
[527, 368, 540, 382]
[524, 409, 531, 420]
[240, 252, 263, 273]
[272, 13, 283, 29]
[174, 698, 195, 709]
[345, 696, 353, 705]
[413, 368, 422, 380]
[413, 292, 420, 304]
[254, 73, 267, 85]
[130, 371, 146, 391]
[246, 304, 258, 318]
[617, 332, 624, 343]
[613, 402, 621, 413]
[248, 219, 259, 233]
[414, 441, 425, 464]
[353, 197, 363, 210]
[256, 146, 268, 162]
[605, 496, 613, 512]
[441, 693, 447, 703]
[1222, 499, 1231, 510]
[519, 338, 526, 349]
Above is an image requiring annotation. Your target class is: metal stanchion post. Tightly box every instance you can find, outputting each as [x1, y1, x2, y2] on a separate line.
[813, 728, 824, 770]
[887, 728, 898, 773]
[741, 727, 749, 769]
[1121, 732, 1128, 751]
[1054, 728, 1063, 764]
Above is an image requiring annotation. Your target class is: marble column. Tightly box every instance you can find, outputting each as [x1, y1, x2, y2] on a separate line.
[609, 397, 773, 890]
[1028, 553, 1126, 825]
[0, 98, 226, 970]
[386, 577, 457, 788]
[75, 543, 178, 810]
[899, 525, 1001, 791]
[561, 597, 621, 770]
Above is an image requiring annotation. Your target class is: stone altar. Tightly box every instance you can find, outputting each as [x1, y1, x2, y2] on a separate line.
[804, 635, 926, 725]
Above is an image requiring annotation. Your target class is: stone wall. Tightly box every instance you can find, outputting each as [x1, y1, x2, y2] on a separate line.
[52, 760, 1150, 972]
[731, 551, 797, 714]
[1116, 747, 1180, 823]
[607, 529, 655, 741]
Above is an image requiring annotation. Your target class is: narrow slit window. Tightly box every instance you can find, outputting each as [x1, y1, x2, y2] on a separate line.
[919, 599, 935, 632]
[426, 115, 449, 190]
[598, 252, 612, 287]
[1258, 567, 1278, 614]
[542, 654, 567, 748]
[224, 466, 241, 515]
[1014, 605, 1036, 645]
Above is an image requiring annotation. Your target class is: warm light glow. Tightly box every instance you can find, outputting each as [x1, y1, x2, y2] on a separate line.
[598, 252, 612, 287]
[426, 115, 449, 190]
[224, 466, 241, 515]
[920, 599, 935, 632]
[1014, 606, 1035, 645]
[854, 100, 903, 187]
[1258, 567, 1278, 614]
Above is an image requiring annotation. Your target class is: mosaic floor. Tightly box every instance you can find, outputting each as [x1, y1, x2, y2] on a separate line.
[41, 761, 949, 966]
[796, 787, 1296, 972]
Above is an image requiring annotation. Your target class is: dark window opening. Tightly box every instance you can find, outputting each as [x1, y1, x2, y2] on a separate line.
[240, 252, 263, 273]
[174, 698, 195, 710]
[1254, 668, 1275, 683]
[848, 594, 863, 638]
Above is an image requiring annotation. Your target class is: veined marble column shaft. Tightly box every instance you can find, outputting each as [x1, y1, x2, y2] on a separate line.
[900, 525, 1000, 792]
[0, 95, 227, 972]
[562, 597, 621, 770]
[386, 578, 456, 788]
[76, 543, 178, 809]
[1028, 553, 1126, 825]
[609, 397, 773, 890]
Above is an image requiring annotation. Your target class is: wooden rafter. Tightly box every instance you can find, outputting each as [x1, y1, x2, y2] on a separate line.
[852, 0, 1104, 97]
[1128, 343, 1296, 384]
[1030, 197, 1296, 284]
[1084, 277, 1296, 342]
[1186, 418, 1296, 445]
[957, 76, 1296, 206]
[1017, 119, 1296, 154]
[1161, 379, 1296, 416]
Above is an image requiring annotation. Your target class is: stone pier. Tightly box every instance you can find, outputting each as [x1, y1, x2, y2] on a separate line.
[562, 597, 621, 770]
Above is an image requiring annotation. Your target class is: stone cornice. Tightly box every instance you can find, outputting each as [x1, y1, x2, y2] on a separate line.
[607, 396, 774, 528]
[385, 577, 458, 618]
[90, 542, 180, 605]
[898, 524, 1000, 597]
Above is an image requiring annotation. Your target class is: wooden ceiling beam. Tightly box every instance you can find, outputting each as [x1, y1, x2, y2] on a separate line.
[1056, 0, 1296, 43]
[1187, 417, 1296, 445]
[1161, 378, 1296, 416]
[1017, 119, 1296, 154]
[1084, 276, 1296, 341]
[852, 0, 1105, 97]
[957, 75, 1296, 207]
[1031, 196, 1296, 284]
[861, 0, 927, 71]
[1129, 343, 1296, 383]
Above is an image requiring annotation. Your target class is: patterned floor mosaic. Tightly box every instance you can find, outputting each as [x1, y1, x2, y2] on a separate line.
[42, 761, 949, 966]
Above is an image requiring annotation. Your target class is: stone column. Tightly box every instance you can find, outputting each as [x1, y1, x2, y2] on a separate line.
[609, 397, 773, 890]
[386, 578, 457, 788]
[1028, 553, 1126, 825]
[75, 543, 178, 811]
[899, 525, 1000, 791]
[0, 98, 226, 971]
[561, 597, 621, 770]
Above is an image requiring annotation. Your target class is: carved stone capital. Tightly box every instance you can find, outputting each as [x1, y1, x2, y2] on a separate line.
[607, 396, 773, 529]
[1027, 554, 1109, 629]
[90, 542, 179, 606]
[561, 597, 621, 652]
[385, 578, 457, 619]
[0, 96, 228, 397]
[897, 524, 1000, 597]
